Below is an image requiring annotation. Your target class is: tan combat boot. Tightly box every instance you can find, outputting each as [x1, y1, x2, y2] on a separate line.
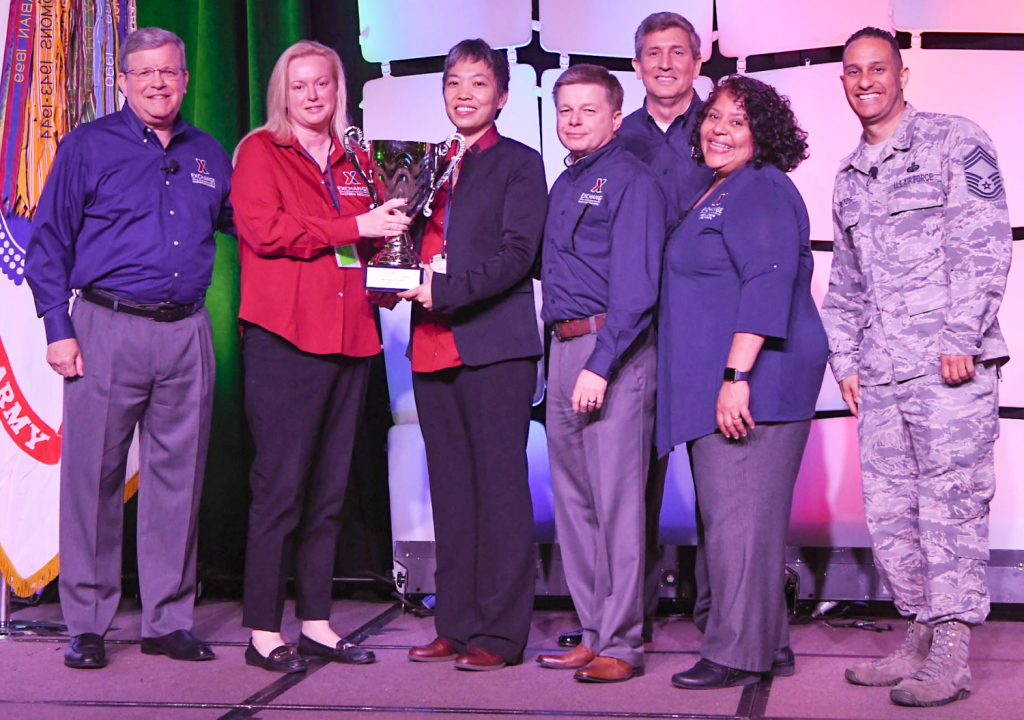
[889, 621, 971, 707]
[845, 621, 933, 686]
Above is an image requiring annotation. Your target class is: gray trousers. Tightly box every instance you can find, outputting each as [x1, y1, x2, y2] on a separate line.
[688, 420, 810, 672]
[858, 365, 999, 626]
[59, 298, 215, 638]
[547, 329, 656, 668]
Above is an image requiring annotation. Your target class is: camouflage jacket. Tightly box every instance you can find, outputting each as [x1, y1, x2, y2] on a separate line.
[822, 103, 1011, 386]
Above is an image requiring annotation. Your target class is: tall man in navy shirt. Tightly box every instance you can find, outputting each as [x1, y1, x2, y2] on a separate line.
[535, 65, 665, 684]
[618, 12, 714, 643]
[25, 28, 233, 669]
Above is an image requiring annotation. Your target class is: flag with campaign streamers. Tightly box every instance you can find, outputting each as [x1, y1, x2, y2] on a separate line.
[0, 0, 136, 597]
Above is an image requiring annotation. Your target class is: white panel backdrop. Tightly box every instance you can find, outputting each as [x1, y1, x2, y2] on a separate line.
[357, 2, 1024, 553]
[892, 0, 1024, 34]
[357, 0, 533, 62]
[717, 0, 892, 58]
[538, 0, 714, 61]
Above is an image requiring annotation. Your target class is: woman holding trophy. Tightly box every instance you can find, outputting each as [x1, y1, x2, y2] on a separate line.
[389, 39, 548, 671]
[230, 40, 410, 673]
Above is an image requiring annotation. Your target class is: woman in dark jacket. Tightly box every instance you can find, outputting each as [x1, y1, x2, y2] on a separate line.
[389, 39, 548, 671]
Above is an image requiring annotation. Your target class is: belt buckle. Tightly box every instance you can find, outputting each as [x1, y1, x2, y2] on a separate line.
[154, 304, 186, 322]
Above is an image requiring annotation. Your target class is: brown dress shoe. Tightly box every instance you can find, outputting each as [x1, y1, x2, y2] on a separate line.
[454, 647, 506, 671]
[574, 656, 643, 683]
[408, 637, 458, 663]
[537, 644, 596, 669]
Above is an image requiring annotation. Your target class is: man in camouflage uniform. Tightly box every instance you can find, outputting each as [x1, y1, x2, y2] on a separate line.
[823, 28, 1011, 708]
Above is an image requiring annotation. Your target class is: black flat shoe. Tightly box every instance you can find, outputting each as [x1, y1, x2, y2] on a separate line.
[245, 640, 309, 674]
[559, 629, 583, 647]
[771, 646, 795, 677]
[65, 633, 107, 669]
[141, 629, 215, 661]
[297, 634, 375, 665]
[672, 658, 761, 689]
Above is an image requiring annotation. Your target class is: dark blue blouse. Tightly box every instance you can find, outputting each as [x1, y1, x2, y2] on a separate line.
[655, 163, 828, 455]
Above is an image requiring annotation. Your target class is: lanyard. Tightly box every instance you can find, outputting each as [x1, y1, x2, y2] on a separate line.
[299, 139, 341, 216]
[441, 185, 453, 258]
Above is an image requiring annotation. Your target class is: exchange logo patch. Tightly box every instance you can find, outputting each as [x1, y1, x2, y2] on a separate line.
[964, 146, 1003, 200]
[191, 157, 216, 189]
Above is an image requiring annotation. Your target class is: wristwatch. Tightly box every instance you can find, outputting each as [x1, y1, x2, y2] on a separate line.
[723, 368, 750, 383]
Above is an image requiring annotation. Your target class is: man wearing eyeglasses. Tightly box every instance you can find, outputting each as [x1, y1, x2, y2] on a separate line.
[25, 27, 233, 670]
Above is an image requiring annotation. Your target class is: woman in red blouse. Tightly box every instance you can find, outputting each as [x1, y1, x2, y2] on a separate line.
[231, 40, 409, 674]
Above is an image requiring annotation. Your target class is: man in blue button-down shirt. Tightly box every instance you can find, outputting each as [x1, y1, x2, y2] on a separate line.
[536, 65, 665, 684]
[25, 27, 232, 670]
[617, 12, 715, 645]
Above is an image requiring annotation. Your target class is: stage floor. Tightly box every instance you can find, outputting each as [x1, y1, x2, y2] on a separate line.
[2, 598, 1023, 719]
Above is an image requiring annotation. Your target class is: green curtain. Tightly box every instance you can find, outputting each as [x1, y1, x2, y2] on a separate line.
[136, 0, 307, 576]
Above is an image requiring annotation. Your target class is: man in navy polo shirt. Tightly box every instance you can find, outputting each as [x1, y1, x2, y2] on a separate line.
[26, 28, 232, 669]
[617, 11, 714, 645]
[535, 65, 665, 684]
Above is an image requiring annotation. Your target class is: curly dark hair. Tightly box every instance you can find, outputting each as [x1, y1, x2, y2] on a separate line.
[691, 75, 809, 173]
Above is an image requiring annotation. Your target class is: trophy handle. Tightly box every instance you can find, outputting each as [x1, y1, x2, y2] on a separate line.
[342, 126, 382, 208]
[422, 132, 466, 218]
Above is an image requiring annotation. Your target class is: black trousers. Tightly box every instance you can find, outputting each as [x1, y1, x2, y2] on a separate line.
[241, 324, 371, 631]
[413, 358, 537, 663]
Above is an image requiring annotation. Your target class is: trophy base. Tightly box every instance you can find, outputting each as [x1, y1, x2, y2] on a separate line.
[365, 264, 425, 293]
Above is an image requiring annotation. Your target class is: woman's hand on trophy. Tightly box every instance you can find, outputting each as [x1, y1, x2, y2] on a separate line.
[356, 198, 411, 238]
[367, 291, 400, 310]
[397, 262, 434, 310]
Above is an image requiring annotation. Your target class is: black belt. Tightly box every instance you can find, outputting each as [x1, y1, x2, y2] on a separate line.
[81, 289, 204, 323]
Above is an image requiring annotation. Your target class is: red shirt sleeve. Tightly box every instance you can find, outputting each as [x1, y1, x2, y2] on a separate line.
[231, 133, 361, 260]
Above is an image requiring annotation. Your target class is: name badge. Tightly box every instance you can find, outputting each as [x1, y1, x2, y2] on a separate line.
[430, 253, 447, 275]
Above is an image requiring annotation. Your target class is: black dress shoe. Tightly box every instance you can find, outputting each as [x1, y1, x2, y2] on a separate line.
[65, 633, 107, 669]
[558, 629, 583, 647]
[245, 640, 309, 674]
[771, 646, 795, 677]
[141, 629, 215, 661]
[297, 634, 375, 665]
[672, 658, 761, 689]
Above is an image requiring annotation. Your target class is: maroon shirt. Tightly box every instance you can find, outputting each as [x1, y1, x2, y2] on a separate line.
[410, 125, 500, 372]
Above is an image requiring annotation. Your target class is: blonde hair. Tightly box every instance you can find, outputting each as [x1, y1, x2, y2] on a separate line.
[235, 40, 349, 161]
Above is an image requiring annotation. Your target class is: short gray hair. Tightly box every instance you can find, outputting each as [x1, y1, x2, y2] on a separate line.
[119, 27, 187, 71]
[634, 12, 701, 60]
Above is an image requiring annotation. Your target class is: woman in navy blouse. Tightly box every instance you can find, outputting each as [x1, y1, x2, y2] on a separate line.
[658, 76, 828, 689]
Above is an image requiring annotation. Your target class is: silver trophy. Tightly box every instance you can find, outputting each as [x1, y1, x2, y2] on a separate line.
[343, 127, 467, 292]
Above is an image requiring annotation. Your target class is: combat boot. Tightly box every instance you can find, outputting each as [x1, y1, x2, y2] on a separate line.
[889, 621, 971, 707]
[845, 621, 932, 686]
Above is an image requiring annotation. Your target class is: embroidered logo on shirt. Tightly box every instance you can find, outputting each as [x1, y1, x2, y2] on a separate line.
[578, 178, 606, 206]
[191, 158, 216, 189]
[337, 170, 371, 198]
[906, 162, 920, 173]
[698, 193, 727, 220]
[964, 145, 1004, 200]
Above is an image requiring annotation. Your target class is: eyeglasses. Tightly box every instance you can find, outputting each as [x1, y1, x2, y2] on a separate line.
[125, 67, 184, 82]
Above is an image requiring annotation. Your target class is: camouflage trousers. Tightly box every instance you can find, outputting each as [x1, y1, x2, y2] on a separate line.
[858, 363, 999, 626]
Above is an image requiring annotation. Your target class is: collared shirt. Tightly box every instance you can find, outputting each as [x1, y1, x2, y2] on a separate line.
[25, 104, 233, 343]
[541, 138, 666, 379]
[822, 103, 1012, 385]
[231, 129, 381, 357]
[618, 95, 713, 222]
[656, 164, 828, 452]
[410, 124, 501, 373]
